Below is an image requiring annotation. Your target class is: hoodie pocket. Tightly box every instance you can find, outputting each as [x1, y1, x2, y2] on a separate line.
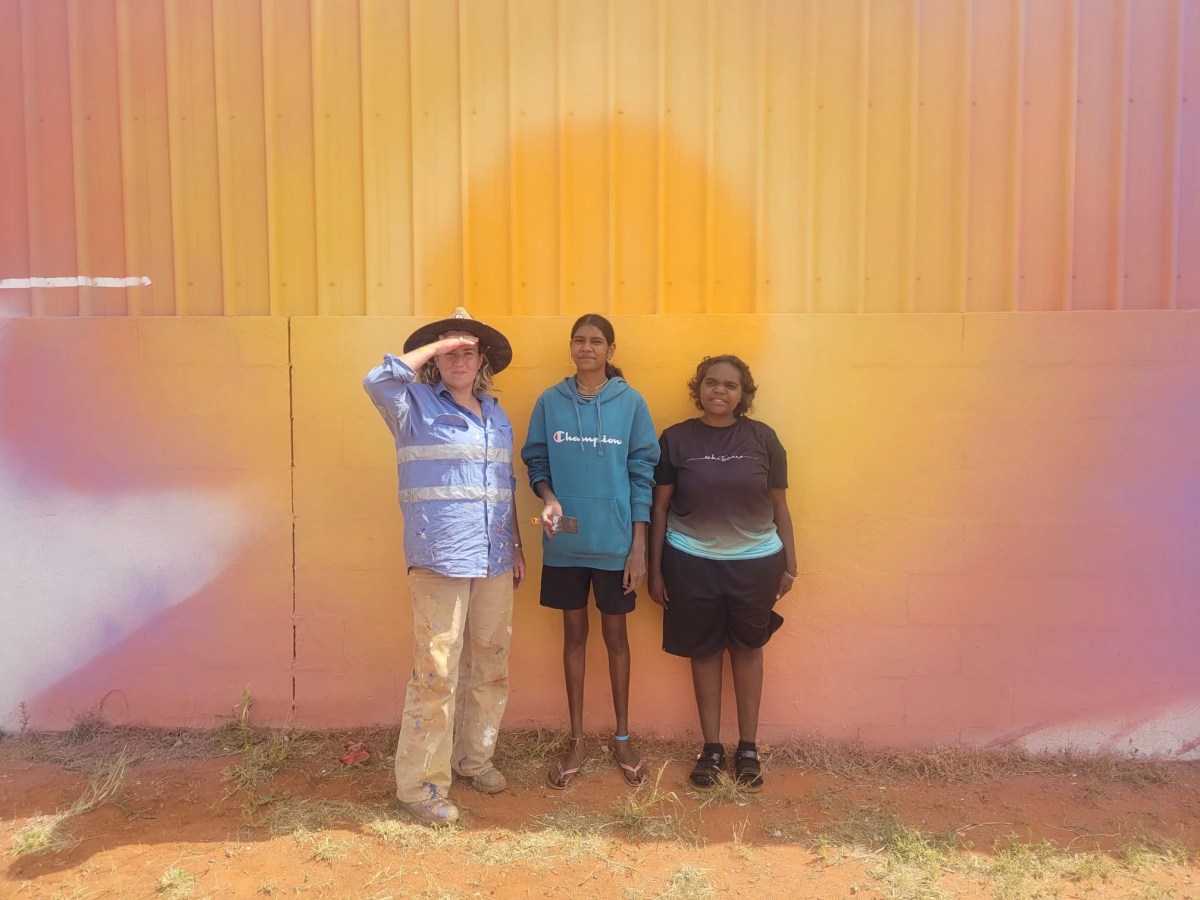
[550, 495, 631, 561]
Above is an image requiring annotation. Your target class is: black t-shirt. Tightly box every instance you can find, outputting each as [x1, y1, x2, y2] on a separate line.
[655, 417, 788, 559]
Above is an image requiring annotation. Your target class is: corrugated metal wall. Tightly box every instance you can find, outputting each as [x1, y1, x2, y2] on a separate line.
[1, 0, 1198, 318]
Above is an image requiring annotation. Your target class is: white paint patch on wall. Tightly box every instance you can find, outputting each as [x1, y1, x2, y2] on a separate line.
[1014, 705, 1200, 760]
[0, 451, 258, 730]
[0, 276, 152, 289]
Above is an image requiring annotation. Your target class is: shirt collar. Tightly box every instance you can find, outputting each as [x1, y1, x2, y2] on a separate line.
[434, 381, 491, 410]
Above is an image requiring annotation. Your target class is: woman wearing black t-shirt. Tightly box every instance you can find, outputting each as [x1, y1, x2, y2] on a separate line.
[648, 355, 797, 792]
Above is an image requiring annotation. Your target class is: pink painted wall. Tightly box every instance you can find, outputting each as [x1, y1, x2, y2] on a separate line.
[0, 318, 294, 727]
[4, 313, 1198, 756]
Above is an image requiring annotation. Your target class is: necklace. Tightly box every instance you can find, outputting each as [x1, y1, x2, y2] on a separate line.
[574, 376, 609, 396]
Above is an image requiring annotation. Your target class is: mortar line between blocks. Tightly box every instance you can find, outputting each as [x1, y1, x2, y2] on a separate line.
[288, 316, 297, 713]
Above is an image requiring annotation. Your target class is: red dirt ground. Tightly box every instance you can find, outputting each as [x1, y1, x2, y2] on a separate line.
[2, 729, 1199, 899]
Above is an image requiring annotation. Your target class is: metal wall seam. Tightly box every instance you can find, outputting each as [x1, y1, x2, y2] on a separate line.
[162, 0, 188, 316]
[213, 0, 234, 316]
[605, 0, 616, 315]
[1008, 0, 1024, 312]
[855, 0, 870, 315]
[1060, 0, 1079, 310]
[906, 0, 922, 314]
[1164, 0, 1186, 310]
[803, 0, 818, 315]
[1112, 0, 1131, 311]
[703, 0, 715, 315]
[555, 0, 566, 316]
[655, 0, 666, 316]
[752, 0, 766, 315]
[458, 0, 471, 315]
[957, 0, 973, 314]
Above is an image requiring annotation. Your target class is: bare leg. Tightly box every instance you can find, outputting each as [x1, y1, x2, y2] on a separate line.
[601, 613, 640, 773]
[557, 608, 589, 773]
[689, 651, 725, 744]
[728, 645, 764, 743]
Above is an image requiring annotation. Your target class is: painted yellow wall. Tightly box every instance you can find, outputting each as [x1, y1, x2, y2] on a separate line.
[292, 312, 1200, 749]
[5, 312, 1200, 753]
[3, 1, 1198, 316]
[3, 0, 1200, 753]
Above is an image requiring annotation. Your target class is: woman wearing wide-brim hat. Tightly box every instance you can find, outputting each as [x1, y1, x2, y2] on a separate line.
[363, 307, 524, 826]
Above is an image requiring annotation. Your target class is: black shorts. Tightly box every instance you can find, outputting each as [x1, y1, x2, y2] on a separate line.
[661, 544, 785, 658]
[540, 564, 636, 615]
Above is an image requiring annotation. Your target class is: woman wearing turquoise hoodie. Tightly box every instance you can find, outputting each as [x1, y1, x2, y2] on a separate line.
[521, 314, 660, 789]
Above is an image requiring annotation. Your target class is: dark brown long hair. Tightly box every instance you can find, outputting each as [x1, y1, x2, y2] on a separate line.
[571, 313, 624, 380]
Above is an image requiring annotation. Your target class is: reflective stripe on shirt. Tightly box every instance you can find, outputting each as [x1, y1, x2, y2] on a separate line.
[398, 486, 514, 504]
[363, 353, 517, 578]
[396, 443, 512, 464]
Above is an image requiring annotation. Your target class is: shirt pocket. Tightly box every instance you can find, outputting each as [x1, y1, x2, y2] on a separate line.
[428, 413, 470, 439]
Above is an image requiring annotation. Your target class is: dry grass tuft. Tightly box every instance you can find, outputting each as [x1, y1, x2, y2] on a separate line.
[491, 727, 577, 784]
[309, 834, 352, 863]
[156, 865, 197, 899]
[7, 812, 81, 857]
[613, 762, 702, 845]
[223, 729, 292, 791]
[367, 808, 616, 869]
[806, 804, 961, 898]
[368, 814, 463, 851]
[658, 864, 716, 898]
[1116, 829, 1192, 870]
[254, 795, 378, 837]
[775, 736, 1180, 787]
[8, 750, 130, 857]
[692, 769, 759, 807]
[15, 723, 232, 773]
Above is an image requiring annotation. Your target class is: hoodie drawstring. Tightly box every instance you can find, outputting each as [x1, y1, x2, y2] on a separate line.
[595, 397, 605, 457]
[572, 381, 609, 457]
[573, 398, 586, 453]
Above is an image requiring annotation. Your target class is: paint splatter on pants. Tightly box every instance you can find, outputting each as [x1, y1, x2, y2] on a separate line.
[394, 568, 513, 804]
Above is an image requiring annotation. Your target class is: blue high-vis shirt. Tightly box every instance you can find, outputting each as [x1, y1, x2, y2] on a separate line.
[363, 355, 517, 579]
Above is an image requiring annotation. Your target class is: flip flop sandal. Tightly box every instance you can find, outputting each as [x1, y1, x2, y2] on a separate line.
[618, 759, 647, 786]
[613, 734, 648, 787]
[545, 761, 584, 790]
[545, 738, 587, 790]
[734, 748, 764, 793]
[688, 746, 726, 791]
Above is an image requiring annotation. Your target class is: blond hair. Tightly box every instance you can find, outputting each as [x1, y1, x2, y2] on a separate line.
[417, 352, 496, 396]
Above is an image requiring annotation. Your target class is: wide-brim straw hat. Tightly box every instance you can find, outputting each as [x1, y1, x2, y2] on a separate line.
[403, 307, 513, 374]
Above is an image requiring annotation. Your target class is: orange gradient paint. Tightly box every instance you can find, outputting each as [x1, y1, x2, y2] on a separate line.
[1, 1, 1199, 756]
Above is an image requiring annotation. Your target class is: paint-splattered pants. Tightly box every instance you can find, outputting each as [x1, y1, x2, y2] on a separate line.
[394, 567, 513, 804]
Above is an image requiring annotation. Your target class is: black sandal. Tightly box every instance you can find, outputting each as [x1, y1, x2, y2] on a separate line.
[734, 748, 764, 793]
[688, 745, 726, 791]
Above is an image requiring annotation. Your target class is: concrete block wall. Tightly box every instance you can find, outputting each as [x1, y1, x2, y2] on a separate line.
[0, 318, 294, 728]
[3, 312, 1198, 756]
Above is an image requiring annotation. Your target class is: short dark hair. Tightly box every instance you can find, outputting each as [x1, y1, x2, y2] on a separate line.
[687, 355, 757, 418]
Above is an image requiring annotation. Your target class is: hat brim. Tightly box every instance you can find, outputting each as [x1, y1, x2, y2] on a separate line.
[403, 317, 513, 374]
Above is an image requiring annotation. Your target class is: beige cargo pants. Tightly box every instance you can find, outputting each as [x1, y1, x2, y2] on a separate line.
[394, 567, 513, 804]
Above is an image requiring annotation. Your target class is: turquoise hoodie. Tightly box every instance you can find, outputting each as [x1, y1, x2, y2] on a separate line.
[521, 377, 659, 570]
